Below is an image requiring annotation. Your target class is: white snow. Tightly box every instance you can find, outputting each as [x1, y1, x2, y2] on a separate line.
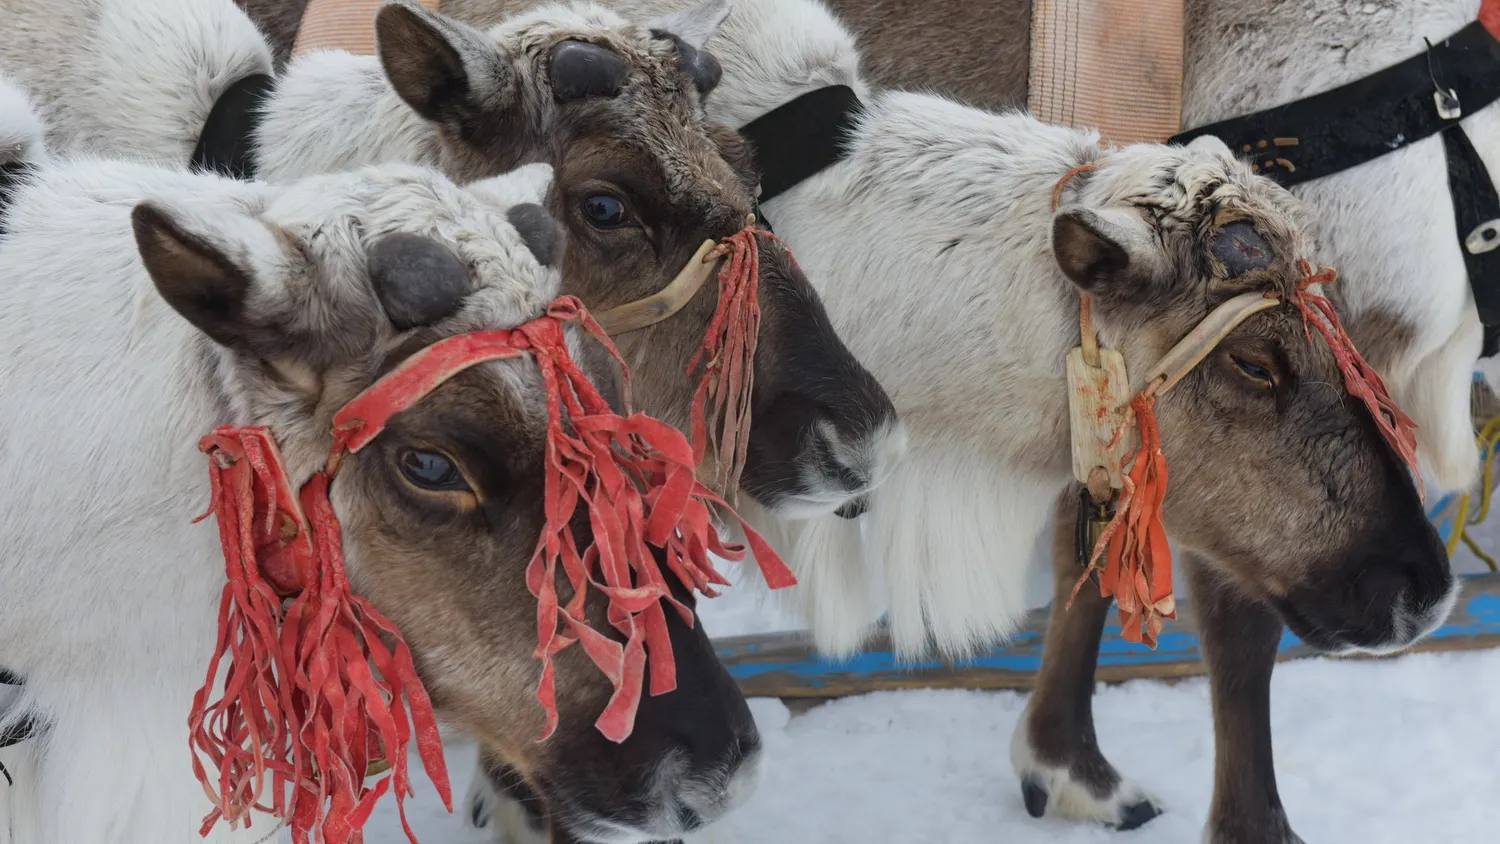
[365, 537, 1500, 844]
[369, 646, 1500, 844]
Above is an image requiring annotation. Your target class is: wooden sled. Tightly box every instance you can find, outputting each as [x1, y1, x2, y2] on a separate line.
[714, 573, 1500, 701]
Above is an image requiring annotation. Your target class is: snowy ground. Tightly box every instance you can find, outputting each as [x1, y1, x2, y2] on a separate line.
[370, 647, 1500, 844]
[364, 523, 1500, 844]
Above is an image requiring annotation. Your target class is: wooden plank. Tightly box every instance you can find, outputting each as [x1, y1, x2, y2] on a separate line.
[713, 573, 1500, 699]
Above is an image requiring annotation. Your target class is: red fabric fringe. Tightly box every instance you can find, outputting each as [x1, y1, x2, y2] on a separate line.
[1291, 261, 1422, 494]
[189, 297, 797, 844]
[689, 227, 769, 495]
[1069, 391, 1175, 647]
[515, 300, 796, 744]
[191, 430, 448, 844]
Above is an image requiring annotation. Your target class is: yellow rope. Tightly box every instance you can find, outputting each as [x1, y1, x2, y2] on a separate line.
[1443, 415, 1500, 570]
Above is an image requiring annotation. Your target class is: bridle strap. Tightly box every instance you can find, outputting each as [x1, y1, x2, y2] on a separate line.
[594, 239, 723, 335]
[190, 73, 275, 181]
[1145, 293, 1280, 395]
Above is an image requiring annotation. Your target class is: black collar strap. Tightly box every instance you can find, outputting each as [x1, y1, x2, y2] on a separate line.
[1171, 21, 1500, 186]
[738, 84, 864, 206]
[190, 73, 276, 181]
[1173, 20, 1500, 356]
[0, 667, 34, 786]
[0, 159, 33, 234]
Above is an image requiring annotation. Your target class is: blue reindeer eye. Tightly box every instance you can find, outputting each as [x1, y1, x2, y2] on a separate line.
[398, 450, 469, 492]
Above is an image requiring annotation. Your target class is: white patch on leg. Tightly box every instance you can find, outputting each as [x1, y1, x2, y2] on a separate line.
[464, 768, 548, 844]
[1009, 707, 1158, 826]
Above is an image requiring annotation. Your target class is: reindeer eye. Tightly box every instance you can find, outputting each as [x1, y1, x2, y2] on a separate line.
[398, 449, 470, 492]
[583, 194, 629, 228]
[1231, 355, 1275, 386]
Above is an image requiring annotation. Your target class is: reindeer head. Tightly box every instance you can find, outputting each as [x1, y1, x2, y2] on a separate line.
[374, 0, 903, 518]
[1051, 136, 1455, 654]
[134, 164, 761, 838]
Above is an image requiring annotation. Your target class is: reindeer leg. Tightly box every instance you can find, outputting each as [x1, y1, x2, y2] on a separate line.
[465, 753, 549, 844]
[1010, 487, 1162, 830]
[1184, 552, 1306, 844]
[466, 753, 686, 844]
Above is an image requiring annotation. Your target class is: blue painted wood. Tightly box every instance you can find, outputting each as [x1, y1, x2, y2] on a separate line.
[712, 573, 1500, 698]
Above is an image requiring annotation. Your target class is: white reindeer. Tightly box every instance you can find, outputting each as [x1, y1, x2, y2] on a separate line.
[435, 1, 1464, 842]
[0, 69, 766, 844]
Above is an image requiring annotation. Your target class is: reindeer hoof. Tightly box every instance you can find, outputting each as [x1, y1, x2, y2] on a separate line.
[1021, 776, 1049, 818]
[1114, 798, 1162, 831]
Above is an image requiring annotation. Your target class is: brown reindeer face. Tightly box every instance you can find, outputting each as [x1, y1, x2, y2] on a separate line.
[133, 164, 760, 840]
[377, 0, 903, 516]
[1053, 137, 1455, 655]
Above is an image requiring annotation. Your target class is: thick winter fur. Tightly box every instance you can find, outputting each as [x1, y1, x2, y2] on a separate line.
[0, 71, 773, 840]
[813, 0, 1490, 495]
[418, 1, 1460, 841]
[0, 0, 272, 165]
[0, 0, 904, 524]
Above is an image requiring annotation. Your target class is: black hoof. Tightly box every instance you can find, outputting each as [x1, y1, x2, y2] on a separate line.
[1020, 777, 1049, 818]
[1115, 799, 1163, 831]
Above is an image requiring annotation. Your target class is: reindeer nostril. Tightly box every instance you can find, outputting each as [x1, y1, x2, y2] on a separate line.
[735, 730, 762, 763]
[835, 495, 869, 519]
[811, 419, 870, 492]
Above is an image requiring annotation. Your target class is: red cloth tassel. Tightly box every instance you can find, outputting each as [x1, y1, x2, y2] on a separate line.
[689, 227, 768, 495]
[1070, 391, 1176, 648]
[1291, 262, 1422, 495]
[191, 429, 450, 844]
[520, 300, 796, 744]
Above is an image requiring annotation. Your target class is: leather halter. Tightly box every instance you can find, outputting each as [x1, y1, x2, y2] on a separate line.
[593, 239, 725, 334]
[1173, 10, 1500, 354]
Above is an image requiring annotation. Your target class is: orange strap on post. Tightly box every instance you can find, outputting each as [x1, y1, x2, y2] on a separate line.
[1028, 0, 1186, 144]
[293, 0, 443, 57]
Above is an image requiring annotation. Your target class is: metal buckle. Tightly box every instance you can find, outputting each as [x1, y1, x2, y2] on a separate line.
[1436, 88, 1462, 120]
[1466, 219, 1500, 255]
[1075, 485, 1117, 570]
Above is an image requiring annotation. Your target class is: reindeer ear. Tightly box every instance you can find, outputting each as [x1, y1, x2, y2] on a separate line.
[133, 201, 271, 349]
[707, 124, 759, 192]
[647, 0, 732, 50]
[1052, 211, 1131, 293]
[377, 1, 511, 126]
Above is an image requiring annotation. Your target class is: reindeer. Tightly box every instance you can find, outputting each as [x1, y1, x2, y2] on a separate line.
[381, 2, 1456, 842]
[0, 3, 902, 839]
[0, 73, 770, 844]
[0, 0, 903, 524]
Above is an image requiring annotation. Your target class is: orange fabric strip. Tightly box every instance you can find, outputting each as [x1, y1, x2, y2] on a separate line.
[1028, 0, 1185, 144]
[293, 0, 443, 57]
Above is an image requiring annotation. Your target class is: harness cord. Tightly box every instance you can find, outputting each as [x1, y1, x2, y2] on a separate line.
[1434, 415, 1500, 571]
[1424, 36, 1461, 117]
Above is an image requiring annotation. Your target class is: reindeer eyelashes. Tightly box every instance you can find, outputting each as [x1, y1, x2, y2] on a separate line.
[1230, 354, 1276, 388]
